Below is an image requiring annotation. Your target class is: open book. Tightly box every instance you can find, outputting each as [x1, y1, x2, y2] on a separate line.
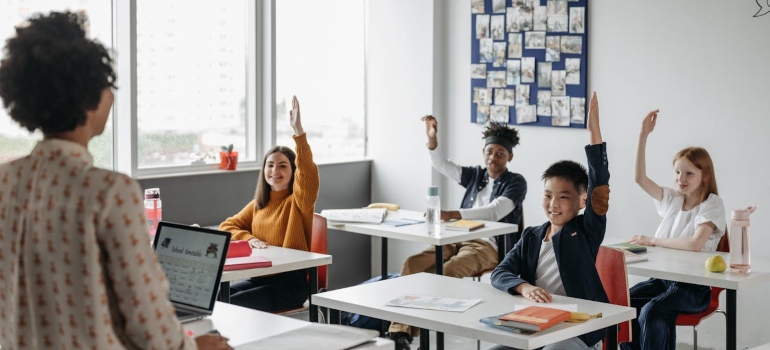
[605, 242, 648, 253]
[320, 208, 388, 224]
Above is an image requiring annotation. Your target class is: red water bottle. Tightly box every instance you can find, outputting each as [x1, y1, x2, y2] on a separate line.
[144, 188, 162, 236]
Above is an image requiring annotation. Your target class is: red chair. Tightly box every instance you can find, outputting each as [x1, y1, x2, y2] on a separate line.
[596, 246, 632, 349]
[675, 233, 730, 350]
[276, 213, 328, 322]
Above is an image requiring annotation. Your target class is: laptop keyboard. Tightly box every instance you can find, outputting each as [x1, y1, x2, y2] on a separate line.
[176, 309, 195, 318]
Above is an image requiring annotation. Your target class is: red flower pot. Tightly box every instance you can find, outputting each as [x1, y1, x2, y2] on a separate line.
[219, 151, 239, 170]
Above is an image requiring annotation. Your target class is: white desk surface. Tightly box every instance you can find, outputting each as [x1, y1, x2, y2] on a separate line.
[624, 247, 770, 290]
[186, 302, 393, 349]
[327, 209, 518, 246]
[312, 273, 635, 350]
[221, 246, 332, 283]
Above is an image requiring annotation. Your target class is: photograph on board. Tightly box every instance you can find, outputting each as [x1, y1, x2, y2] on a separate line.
[521, 57, 536, 83]
[506, 59, 521, 85]
[538, 62, 553, 88]
[487, 70, 507, 88]
[545, 36, 560, 62]
[491, 105, 510, 124]
[565, 58, 581, 85]
[570, 7, 585, 34]
[477, 104, 490, 124]
[476, 14, 490, 39]
[491, 15, 505, 40]
[551, 70, 566, 96]
[537, 90, 552, 116]
[495, 88, 515, 106]
[480, 38, 494, 63]
[561, 35, 582, 54]
[525, 31, 546, 49]
[533, 6, 548, 31]
[493, 42, 507, 67]
[516, 105, 537, 124]
[571, 97, 586, 124]
[508, 33, 523, 58]
[471, 64, 487, 79]
[515, 84, 531, 106]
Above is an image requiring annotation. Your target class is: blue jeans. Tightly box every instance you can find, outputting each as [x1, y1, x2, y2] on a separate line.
[229, 269, 308, 312]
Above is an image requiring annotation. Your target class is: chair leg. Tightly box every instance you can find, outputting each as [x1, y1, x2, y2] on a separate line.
[693, 325, 698, 350]
[476, 339, 480, 350]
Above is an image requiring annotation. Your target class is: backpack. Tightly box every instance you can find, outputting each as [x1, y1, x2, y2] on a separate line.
[339, 273, 400, 333]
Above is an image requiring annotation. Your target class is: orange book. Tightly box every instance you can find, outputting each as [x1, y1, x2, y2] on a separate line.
[497, 306, 571, 332]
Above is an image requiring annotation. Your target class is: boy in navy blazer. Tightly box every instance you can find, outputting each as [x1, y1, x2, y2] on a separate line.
[489, 92, 610, 350]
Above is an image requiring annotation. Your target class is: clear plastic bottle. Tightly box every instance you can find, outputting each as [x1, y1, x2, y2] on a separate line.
[426, 186, 441, 235]
[729, 205, 756, 273]
[144, 188, 162, 236]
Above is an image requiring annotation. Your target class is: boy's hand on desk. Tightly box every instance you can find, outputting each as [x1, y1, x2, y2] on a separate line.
[517, 283, 553, 303]
[195, 333, 233, 350]
[248, 237, 268, 249]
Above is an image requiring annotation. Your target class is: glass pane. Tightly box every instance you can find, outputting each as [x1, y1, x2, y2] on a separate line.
[0, 1, 113, 168]
[276, 0, 365, 161]
[136, 0, 249, 169]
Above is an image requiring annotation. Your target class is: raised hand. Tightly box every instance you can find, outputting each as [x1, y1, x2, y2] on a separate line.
[420, 115, 438, 150]
[587, 91, 602, 145]
[641, 109, 659, 136]
[289, 95, 304, 136]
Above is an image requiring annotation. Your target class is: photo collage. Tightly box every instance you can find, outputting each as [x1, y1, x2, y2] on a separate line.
[471, 0, 587, 128]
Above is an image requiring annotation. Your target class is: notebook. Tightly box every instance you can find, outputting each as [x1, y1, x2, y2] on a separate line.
[445, 219, 485, 231]
[152, 221, 231, 323]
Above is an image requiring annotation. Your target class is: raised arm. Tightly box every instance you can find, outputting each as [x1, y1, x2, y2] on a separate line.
[289, 96, 320, 214]
[587, 92, 602, 145]
[635, 109, 663, 201]
[422, 115, 438, 150]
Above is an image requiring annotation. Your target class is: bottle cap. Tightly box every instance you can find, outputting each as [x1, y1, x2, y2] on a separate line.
[731, 205, 756, 220]
[428, 186, 439, 196]
[144, 188, 160, 199]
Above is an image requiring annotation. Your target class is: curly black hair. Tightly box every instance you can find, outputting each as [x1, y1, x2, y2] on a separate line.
[481, 122, 520, 148]
[542, 160, 588, 193]
[0, 11, 116, 134]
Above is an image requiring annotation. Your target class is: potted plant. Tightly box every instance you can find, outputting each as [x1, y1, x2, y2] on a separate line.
[219, 144, 239, 170]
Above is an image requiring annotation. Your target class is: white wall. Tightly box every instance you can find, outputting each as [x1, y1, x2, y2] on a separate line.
[368, 1, 770, 348]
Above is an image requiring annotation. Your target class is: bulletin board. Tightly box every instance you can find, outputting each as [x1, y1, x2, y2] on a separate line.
[470, 0, 588, 129]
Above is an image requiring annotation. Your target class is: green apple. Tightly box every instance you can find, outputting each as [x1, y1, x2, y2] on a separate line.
[705, 255, 727, 273]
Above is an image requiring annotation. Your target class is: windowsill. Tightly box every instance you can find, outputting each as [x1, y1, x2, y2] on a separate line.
[135, 158, 371, 180]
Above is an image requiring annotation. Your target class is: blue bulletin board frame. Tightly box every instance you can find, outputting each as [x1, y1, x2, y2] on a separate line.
[470, 0, 588, 129]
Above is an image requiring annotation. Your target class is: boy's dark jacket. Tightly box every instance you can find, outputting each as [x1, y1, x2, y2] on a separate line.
[491, 143, 610, 347]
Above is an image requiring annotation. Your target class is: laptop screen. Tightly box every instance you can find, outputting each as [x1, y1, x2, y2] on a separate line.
[152, 222, 231, 311]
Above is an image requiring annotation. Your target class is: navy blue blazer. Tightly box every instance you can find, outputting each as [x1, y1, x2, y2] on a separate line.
[458, 167, 527, 226]
[490, 143, 610, 347]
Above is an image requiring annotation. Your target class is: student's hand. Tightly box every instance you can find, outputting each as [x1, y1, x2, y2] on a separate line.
[628, 235, 655, 246]
[640, 109, 659, 136]
[587, 91, 602, 145]
[195, 334, 233, 350]
[440, 210, 461, 221]
[517, 283, 553, 303]
[420, 115, 438, 150]
[248, 237, 268, 249]
[290, 95, 304, 136]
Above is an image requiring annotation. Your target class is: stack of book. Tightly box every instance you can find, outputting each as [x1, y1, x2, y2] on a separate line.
[479, 306, 571, 333]
[604, 242, 648, 263]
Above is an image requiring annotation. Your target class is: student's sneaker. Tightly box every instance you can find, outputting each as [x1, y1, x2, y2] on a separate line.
[387, 331, 413, 350]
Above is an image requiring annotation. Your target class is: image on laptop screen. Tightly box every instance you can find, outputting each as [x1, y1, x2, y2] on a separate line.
[153, 223, 230, 310]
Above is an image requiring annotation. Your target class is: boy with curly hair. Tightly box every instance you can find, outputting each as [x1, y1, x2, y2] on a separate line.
[388, 117, 527, 349]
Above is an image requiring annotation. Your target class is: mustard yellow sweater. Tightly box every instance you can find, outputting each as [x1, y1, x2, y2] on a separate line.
[219, 133, 320, 251]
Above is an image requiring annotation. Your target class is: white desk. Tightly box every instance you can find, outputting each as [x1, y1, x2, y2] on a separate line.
[625, 247, 770, 350]
[186, 302, 393, 349]
[218, 246, 332, 322]
[328, 209, 518, 278]
[312, 272, 635, 350]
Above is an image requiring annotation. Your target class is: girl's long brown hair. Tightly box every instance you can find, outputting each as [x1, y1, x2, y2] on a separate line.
[674, 147, 718, 203]
[255, 146, 296, 209]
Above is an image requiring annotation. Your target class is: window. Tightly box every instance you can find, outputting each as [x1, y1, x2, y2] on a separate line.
[0, 1, 113, 168]
[275, 0, 366, 162]
[135, 0, 252, 169]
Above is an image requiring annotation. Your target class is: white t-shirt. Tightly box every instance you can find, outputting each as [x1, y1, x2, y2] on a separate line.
[534, 239, 566, 296]
[654, 187, 727, 252]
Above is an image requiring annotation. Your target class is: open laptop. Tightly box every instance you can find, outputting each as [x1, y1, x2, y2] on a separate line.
[152, 221, 231, 322]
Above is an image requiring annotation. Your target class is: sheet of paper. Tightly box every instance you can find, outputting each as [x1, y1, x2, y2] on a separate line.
[320, 208, 387, 224]
[386, 294, 482, 312]
[513, 303, 577, 312]
[235, 323, 378, 350]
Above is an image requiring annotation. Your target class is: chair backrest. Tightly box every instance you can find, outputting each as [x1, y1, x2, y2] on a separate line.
[312, 213, 328, 291]
[596, 246, 632, 345]
[495, 209, 525, 263]
[717, 229, 729, 253]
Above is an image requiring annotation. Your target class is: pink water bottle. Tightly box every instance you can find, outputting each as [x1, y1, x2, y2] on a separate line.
[729, 205, 756, 273]
[144, 188, 162, 236]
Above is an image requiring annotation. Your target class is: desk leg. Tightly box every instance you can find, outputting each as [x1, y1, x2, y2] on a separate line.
[420, 328, 430, 350]
[309, 267, 319, 323]
[381, 237, 390, 335]
[218, 281, 230, 303]
[433, 245, 444, 349]
[329, 309, 341, 325]
[434, 245, 443, 275]
[606, 324, 618, 350]
[727, 289, 736, 350]
[382, 237, 389, 280]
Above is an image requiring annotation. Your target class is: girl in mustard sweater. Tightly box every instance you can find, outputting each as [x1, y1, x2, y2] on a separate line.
[219, 95, 320, 311]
